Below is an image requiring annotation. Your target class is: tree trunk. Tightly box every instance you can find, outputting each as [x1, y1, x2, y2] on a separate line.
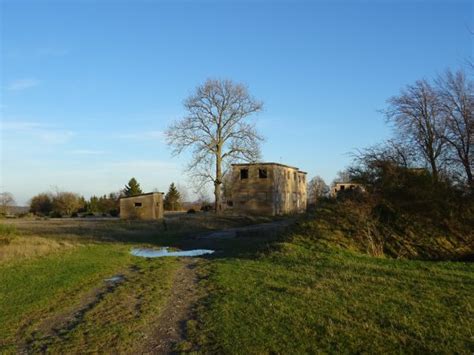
[214, 150, 223, 214]
[460, 152, 473, 189]
[466, 167, 473, 190]
[429, 156, 439, 183]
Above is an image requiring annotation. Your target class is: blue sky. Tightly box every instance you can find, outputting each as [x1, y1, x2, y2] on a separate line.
[1, 0, 472, 204]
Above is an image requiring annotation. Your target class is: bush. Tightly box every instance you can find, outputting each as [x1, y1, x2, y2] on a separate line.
[49, 211, 62, 218]
[30, 193, 53, 216]
[52, 192, 84, 217]
[201, 204, 213, 212]
[18, 212, 35, 219]
[305, 192, 474, 260]
[187, 208, 196, 214]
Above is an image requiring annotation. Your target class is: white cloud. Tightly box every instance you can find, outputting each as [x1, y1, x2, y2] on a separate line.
[1, 120, 74, 144]
[107, 159, 178, 171]
[6, 78, 40, 91]
[37, 130, 74, 144]
[1, 121, 42, 130]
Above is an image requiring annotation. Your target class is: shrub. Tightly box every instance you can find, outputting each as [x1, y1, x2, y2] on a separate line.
[52, 192, 84, 217]
[49, 211, 62, 218]
[201, 205, 213, 212]
[187, 208, 196, 214]
[30, 193, 53, 216]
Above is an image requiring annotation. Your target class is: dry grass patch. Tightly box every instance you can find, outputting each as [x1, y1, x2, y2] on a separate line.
[0, 223, 79, 263]
[0, 234, 78, 264]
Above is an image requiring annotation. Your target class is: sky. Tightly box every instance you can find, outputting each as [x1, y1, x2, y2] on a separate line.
[0, 0, 472, 205]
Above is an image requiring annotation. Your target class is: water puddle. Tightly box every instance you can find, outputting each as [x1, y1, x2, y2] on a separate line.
[104, 275, 125, 283]
[130, 247, 214, 258]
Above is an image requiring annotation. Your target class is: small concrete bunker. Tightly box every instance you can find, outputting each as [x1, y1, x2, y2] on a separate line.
[332, 182, 365, 196]
[119, 192, 164, 220]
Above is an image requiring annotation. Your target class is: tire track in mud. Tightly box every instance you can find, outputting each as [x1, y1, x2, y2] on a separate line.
[20, 269, 134, 353]
[136, 258, 201, 354]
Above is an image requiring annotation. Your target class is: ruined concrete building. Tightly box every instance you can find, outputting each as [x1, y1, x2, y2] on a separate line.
[228, 162, 307, 216]
[331, 182, 365, 196]
[120, 192, 164, 220]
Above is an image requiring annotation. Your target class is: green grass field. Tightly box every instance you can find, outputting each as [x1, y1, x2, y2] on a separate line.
[0, 214, 270, 353]
[191, 236, 473, 353]
[0, 213, 472, 353]
[0, 242, 183, 353]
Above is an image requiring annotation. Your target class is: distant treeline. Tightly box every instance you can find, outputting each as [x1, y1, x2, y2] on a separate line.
[24, 179, 201, 218]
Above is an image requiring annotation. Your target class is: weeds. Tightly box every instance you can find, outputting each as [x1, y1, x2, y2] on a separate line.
[0, 224, 16, 245]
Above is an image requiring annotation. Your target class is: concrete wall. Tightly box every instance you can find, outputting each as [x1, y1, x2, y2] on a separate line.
[229, 163, 307, 216]
[119, 193, 164, 220]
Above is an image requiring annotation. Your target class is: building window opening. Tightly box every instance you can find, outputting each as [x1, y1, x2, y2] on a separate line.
[340, 185, 345, 191]
[240, 169, 249, 180]
[134, 202, 142, 207]
[294, 172, 297, 181]
[258, 169, 268, 178]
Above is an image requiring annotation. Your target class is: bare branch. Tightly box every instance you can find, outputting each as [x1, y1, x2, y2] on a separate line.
[384, 79, 447, 181]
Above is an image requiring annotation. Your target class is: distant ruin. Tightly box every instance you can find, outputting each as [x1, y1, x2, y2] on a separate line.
[331, 182, 365, 196]
[228, 162, 307, 216]
[119, 192, 164, 220]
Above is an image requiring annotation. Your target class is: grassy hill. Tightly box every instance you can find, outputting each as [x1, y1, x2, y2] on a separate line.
[187, 200, 474, 353]
[300, 199, 473, 261]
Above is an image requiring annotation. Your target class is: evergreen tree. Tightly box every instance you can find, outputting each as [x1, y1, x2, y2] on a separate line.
[87, 196, 100, 213]
[124, 177, 143, 197]
[164, 183, 181, 211]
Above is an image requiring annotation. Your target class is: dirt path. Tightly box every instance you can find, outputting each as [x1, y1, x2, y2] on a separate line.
[137, 218, 293, 353]
[17, 219, 292, 353]
[137, 258, 200, 354]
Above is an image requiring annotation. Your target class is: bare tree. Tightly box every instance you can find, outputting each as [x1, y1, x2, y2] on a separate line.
[385, 80, 447, 182]
[221, 171, 236, 203]
[166, 79, 263, 213]
[307, 176, 329, 204]
[352, 139, 416, 170]
[436, 70, 473, 188]
[176, 183, 189, 203]
[0, 192, 15, 215]
[334, 170, 352, 183]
